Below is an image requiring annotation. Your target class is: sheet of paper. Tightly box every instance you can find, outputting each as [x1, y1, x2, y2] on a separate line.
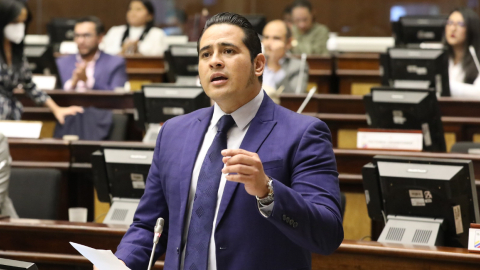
[70, 242, 131, 270]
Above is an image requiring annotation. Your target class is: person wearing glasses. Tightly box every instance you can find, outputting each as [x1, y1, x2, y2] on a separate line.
[56, 16, 128, 91]
[445, 7, 480, 97]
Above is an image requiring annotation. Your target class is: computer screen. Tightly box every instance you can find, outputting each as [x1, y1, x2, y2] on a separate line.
[380, 47, 450, 96]
[133, 84, 210, 127]
[243, 14, 267, 35]
[363, 87, 446, 152]
[363, 155, 479, 248]
[164, 44, 198, 82]
[47, 18, 76, 51]
[0, 258, 38, 270]
[91, 144, 154, 203]
[24, 45, 60, 88]
[393, 15, 447, 46]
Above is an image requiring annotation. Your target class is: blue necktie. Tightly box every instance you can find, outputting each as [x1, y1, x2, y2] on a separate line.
[184, 114, 236, 270]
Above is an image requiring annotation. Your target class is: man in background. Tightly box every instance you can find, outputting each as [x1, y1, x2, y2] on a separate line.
[56, 16, 127, 91]
[262, 19, 309, 96]
[290, 0, 329, 55]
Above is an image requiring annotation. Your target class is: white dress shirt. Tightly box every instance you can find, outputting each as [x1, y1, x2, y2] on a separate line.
[263, 58, 286, 91]
[180, 90, 264, 270]
[449, 58, 480, 98]
[100, 25, 167, 56]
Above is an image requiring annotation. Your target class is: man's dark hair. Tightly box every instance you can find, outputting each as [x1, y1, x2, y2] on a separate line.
[197, 12, 263, 82]
[291, 0, 313, 12]
[76, 16, 105, 35]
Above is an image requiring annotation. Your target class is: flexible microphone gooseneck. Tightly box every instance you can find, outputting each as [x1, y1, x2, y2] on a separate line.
[147, 217, 164, 270]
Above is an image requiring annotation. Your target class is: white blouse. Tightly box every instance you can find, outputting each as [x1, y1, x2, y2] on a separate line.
[100, 25, 167, 56]
[449, 58, 480, 98]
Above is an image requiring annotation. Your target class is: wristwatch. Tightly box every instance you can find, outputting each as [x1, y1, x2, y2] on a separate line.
[256, 177, 274, 206]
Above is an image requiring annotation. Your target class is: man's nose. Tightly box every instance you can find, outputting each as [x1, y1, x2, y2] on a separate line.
[209, 53, 225, 68]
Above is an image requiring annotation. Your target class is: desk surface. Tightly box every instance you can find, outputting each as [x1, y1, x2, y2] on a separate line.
[0, 218, 478, 270]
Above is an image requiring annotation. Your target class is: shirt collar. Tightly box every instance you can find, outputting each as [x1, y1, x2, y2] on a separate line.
[211, 90, 264, 131]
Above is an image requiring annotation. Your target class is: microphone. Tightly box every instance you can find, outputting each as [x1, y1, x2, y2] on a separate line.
[295, 53, 308, 94]
[297, 87, 317, 114]
[469, 45, 480, 73]
[147, 218, 164, 270]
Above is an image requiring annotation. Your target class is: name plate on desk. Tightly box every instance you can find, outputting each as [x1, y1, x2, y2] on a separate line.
[0, 121, 42, 139]
[468, 227, 480, 252]
[357, 129, 423, 151]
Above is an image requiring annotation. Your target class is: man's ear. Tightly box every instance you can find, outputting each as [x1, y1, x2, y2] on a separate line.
[254, 53, 266, 78]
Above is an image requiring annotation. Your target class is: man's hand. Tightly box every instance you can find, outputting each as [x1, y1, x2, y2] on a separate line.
[221, 149, 270, 198]
[71, 62, 87, 88]
[53, 106, 84, 125]
[121, 39, 139, 55]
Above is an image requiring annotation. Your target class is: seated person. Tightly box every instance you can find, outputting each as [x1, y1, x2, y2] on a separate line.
[445, 7, 480, 97]
[290, 0, 329, 55]
[100, 0, 167, 56]
[262, 20, 309, 96]
[56, 16, 128, 91]
[0, 133, 18, 218]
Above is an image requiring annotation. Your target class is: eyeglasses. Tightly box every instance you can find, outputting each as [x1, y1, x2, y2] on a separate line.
[446, 20, 466, 28]
[74, 33, 96, 40]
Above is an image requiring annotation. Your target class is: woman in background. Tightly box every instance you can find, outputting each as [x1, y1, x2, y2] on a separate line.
[445, 7, 480, 97]
[101, 0, 167, 56]
[0, 0, 82, 123]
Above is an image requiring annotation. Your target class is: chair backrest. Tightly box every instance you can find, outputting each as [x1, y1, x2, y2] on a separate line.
[107, 113, 128, 141]
[8, 168, 61, 220]
[450, 142, 480, 154]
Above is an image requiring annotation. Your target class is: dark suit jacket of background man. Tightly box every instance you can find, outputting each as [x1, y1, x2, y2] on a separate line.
[115, 93, 344, 270]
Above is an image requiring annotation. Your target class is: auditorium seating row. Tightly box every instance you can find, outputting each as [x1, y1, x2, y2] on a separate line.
[118, 53, 381, 94]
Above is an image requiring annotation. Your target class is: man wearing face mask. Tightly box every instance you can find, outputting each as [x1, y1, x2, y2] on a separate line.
[262, 20, 309, 95]
[56, 16, 128, 91]
[0, 0, 83, 123]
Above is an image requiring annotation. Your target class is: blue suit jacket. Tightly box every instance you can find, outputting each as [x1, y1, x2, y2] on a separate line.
[115, 93, 344, 270]
[56, 51, 127, 90]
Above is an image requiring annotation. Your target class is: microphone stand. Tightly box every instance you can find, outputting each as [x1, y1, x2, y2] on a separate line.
[147, 218, 164, 270]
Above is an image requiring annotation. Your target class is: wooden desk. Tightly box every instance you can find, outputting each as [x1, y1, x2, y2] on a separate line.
[15, 90, 134, 109]
[335, 53, 381, 95]
[305, 55, 333, 94]
[1, 219, 478, 270]
[281, 93, 480, 118]
[312, 240, 480, 270]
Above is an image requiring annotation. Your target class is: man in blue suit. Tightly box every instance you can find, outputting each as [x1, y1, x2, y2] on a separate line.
[111, 12, 343, 270]
[56, 16, 127, 91]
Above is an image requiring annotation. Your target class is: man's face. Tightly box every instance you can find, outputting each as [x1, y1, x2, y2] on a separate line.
[292, 7, 313, 33]
[74, 22, 102, 57]
[262, 21, 290, 61]
[198, 23, 263, 106]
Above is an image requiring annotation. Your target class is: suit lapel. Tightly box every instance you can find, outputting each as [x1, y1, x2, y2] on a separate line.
[92, 52, 104, 89]
[178, 107, 213, 230]
[215, 94, 277, 227]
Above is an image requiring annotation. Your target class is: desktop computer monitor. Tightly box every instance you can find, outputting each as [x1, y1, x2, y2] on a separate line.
[363, 87, 446, 152]
[0, 258, 38, 270]
[380, 47, 450, 96]
[362, 155, 479, 248]
[24, 44, 60, 89]
[134, 84, 210, 126]
[47, 18, 76, 52]
[164, 44, 198, 83]
[393, 15, 448, 46]
[91, 144, 154, 224]
[243, 14, 267, 35]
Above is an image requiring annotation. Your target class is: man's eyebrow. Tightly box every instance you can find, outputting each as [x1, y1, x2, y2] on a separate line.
[220, 42, 240, 50]
[199, 45, 211, 52]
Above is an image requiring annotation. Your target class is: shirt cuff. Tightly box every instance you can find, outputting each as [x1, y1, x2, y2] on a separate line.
[257, 201, 274, 218]
[64, 79, 73, 91]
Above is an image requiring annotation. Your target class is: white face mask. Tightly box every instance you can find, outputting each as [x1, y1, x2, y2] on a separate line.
[4, 23, 25, 44]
